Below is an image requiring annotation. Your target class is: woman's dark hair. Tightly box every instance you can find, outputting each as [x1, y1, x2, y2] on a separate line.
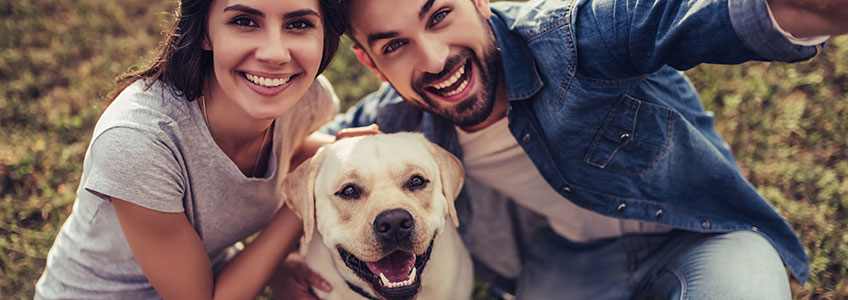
[107, 0, 342, 105]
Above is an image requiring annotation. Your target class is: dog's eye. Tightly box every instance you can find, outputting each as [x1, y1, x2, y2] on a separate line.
[336, 185, 361, 200]
[406, 175, 429, 191]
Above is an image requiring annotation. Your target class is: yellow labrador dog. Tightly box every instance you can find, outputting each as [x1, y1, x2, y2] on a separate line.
[283, 132, 473, 300]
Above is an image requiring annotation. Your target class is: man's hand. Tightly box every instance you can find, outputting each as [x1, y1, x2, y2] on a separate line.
[768, 0, 848, 37]
[268, 253, 331, 300]
[335, 124, 382, 140]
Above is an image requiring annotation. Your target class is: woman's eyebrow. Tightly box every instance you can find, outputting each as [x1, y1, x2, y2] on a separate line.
[284, 9, 320, 19]
[223, 4, 263, 17]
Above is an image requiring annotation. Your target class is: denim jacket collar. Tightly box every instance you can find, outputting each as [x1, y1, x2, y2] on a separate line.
[488, 14, 543, 102]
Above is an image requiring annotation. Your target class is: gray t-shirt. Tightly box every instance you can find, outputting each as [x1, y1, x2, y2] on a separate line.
[35, 77, 338, 299]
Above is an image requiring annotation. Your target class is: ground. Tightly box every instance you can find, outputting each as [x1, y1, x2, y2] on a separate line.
[1, 0, 846, 298]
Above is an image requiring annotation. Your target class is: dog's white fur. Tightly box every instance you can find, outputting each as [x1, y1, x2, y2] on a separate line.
[282, 132, 473, 300]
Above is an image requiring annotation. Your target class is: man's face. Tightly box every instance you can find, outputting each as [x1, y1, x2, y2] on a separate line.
[349, 0, 502, 129]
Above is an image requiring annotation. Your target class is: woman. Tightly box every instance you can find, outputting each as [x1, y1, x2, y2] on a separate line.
[35, 0, 340, 298]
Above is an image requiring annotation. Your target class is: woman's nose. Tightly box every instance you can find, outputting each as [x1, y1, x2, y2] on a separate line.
[255, 32, 292, 66]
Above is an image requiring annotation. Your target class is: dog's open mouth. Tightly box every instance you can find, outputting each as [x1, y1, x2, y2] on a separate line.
[338, 240, 434, 300]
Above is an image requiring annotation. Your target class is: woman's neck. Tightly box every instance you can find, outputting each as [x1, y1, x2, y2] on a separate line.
[201, 82, 275, 177]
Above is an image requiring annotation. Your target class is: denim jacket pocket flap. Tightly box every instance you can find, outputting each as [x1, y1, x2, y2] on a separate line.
[585, 94, 674, 177]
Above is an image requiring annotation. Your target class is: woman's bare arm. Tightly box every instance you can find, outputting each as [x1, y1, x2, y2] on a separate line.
[112, 198, 302, 300]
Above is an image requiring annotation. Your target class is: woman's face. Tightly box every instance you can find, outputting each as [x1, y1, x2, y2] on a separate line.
[204, 0, 325, 120]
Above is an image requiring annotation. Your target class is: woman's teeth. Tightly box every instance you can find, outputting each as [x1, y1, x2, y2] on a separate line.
[245, 73, 291, 87]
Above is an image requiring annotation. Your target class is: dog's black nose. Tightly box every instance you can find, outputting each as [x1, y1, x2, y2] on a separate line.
[373, 208, 415, 245]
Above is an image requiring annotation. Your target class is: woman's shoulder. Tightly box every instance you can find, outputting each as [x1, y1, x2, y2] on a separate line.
[96, 79, 195, 139]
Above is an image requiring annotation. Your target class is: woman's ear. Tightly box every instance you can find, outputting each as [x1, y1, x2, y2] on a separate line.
[202, 33, 212, 51]
[352, 45, 388, 82]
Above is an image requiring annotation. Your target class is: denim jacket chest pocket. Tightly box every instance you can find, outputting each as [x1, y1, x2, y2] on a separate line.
[585, 94, 675, 178]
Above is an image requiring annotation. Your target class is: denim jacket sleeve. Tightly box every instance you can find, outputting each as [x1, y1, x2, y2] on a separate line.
[319, 83, 393, 135]
[574, 0, 821, 81]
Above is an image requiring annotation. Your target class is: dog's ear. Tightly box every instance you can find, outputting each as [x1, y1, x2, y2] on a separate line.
[282, 148, 325, 247]
[424, 138, 465, 227]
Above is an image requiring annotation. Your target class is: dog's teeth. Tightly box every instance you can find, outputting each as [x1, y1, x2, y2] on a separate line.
[401, 267, 416, 286]
[379, 273, 390, 287]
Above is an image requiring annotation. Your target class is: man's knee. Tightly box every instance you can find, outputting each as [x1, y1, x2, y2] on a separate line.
[655, 231, 791, 300]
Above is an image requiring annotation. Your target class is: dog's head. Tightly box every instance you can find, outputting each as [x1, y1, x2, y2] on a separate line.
[283, 132, 464, 300]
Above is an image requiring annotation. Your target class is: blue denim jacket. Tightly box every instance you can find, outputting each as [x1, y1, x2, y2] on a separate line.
[322, 0, 819, 282]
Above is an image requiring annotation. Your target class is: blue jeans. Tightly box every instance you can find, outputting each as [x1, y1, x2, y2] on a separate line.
[514, 229, 791, 300]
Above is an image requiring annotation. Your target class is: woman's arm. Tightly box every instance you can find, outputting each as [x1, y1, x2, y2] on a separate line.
[113, 197, 303, 300]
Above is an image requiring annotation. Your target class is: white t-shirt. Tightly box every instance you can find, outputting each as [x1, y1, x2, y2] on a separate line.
[457, 117, 670, 243]
[35, 77, 338, 299]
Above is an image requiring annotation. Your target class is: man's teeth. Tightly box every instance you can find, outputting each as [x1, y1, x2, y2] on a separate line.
[443, 80, 468, 97]
[432, 65, 465, 90]
[245, 73, 291, 87]
[378, 267, 417, 288]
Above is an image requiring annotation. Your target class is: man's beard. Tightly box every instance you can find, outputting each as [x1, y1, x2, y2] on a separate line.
[406, 38, 501, 128]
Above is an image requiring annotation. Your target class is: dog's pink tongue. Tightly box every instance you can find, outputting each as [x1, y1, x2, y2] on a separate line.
[366, 251, 415, 282]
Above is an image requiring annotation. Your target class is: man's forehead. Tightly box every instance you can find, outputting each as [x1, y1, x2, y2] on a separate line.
[349, 0, 437, 34]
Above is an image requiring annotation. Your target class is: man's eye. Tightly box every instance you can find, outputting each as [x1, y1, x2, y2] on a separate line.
[286, 20, 314, 30]
[336, 185, 361, 199]
[383, 40, 407, 54]
[406, 175, 429, 191]
[429, 9, 450, 27]
[230, 16, 258, 27]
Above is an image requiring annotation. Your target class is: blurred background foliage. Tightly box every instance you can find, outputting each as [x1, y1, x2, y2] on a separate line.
[0, 0, 846, 299]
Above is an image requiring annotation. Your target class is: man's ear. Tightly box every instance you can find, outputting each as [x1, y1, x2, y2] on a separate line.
[281, 149, 325, 247]
[352, 45, 388, 82]
[423, 136, 465, 227]
[473, 0, 492, 19]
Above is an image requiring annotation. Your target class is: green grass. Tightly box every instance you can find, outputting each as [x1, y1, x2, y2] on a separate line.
[1, 0, 845, 299]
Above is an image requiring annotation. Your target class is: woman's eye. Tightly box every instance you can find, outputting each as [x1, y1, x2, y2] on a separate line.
[336, 185, 361, 199]
[231, 16, 258, 27]
[383, 40, 407, 54]
[429, 9, 450, 27]
[406, 175, 429, 190]
[286, 20, 314, 30]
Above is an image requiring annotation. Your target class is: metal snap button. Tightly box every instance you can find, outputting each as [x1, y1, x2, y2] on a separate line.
[620, 133, 631, 143]
[561, 186, 571, 193]
[701, 220, 711, 229]
[655, 209, 663, 219]
[522, 133, 532, 143]
[617, 203, 626, 213]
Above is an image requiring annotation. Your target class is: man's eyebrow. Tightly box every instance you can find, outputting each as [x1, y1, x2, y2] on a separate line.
[418, 0, 436, 20]
[284, 9, 320, 19]
[223, 4, 263, 17]
[367, 32, 399, 48]
[366, 0, 435, 49]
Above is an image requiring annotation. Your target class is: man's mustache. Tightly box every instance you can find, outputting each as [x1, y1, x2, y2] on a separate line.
[415, 51, 472, 89]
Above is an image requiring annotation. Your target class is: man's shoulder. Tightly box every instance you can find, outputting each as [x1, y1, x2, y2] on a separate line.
[321, 82, 421, 135]
[490, 0, 579, 39]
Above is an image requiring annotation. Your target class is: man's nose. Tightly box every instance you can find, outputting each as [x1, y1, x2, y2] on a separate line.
[415, 38, 449, 74]
[255, 32, 292, 66]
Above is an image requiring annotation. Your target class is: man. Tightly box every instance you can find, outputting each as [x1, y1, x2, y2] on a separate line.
[294, 0, 846, 298]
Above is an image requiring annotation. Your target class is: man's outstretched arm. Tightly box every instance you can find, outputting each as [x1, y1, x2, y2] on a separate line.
[768, 0, 848, 37]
